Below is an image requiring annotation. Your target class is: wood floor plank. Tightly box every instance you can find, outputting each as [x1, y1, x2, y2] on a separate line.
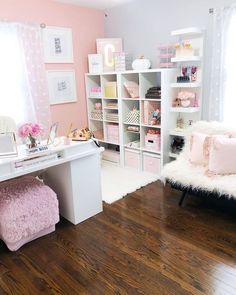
[0, 181, 236, 294]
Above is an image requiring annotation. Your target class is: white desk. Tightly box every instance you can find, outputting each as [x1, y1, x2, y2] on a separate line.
[0, 139, 104, 225]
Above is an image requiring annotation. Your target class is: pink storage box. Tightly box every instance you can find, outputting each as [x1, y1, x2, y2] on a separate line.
[125, 149, 140, 169]
[102, 149, 120, 163]
[143, 153, 161, 174]
[145, 134, 161, 151]
[106, 124, 119, 143]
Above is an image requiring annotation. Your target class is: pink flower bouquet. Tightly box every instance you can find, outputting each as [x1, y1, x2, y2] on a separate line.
[18, 123, 43, 148]
[18, 123, 42, 139]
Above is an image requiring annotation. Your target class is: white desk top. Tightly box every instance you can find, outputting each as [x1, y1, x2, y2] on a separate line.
[0, 138, 103, 182]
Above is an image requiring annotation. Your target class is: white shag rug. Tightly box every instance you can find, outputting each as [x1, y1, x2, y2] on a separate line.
[101, 161, 158, 204]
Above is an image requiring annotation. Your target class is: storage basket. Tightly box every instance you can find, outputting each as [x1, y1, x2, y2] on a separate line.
[91, 110, 103, 120]
[125, 108, 140, 124]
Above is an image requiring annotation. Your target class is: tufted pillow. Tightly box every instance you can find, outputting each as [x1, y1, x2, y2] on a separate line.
[208, 137, 236, 175]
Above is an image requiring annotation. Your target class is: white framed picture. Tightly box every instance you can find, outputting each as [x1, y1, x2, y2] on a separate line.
[47, 70, 77, 105]
[42, 26, 74, 63]
[88, 54, 103, 73]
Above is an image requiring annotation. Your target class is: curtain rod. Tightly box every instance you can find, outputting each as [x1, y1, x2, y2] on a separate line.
[0, 19, 46, 28]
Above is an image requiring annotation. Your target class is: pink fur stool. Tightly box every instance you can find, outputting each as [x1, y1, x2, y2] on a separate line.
[0, 176, 59, 251]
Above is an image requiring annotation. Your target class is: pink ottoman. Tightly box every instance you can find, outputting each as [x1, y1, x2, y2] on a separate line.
[0, 176, 59, 251]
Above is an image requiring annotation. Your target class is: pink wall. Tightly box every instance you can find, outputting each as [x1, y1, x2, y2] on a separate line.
[0, 0, 104, 135]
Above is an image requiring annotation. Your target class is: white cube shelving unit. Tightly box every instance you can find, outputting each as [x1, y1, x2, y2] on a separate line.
[85, 69, 177, 176]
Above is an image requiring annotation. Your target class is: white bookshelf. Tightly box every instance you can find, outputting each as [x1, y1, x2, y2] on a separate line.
[85, 69, 177, 175]
[169, 27, 204, 159]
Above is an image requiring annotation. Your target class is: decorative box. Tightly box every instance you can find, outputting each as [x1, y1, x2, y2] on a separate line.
[125, 108, 140, 124]
[124, 81, 139, 98]
[89, 86, 102, 98]
[158, 44, 175, 68]
[106, 124, 119, 143]
[104, 82, 117, 98]
[125, 149, 140, 169]
[143, 153, 161, 174]
[114, 52, 132, 71]
[145, 133, 161, 151]
[91, 110, 103, 120]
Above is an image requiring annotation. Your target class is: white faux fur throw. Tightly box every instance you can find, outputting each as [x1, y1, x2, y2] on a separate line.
[161, 121, 236, 199]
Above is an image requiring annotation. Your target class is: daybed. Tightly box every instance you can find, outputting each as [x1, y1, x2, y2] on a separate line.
[161, 121, 236, 205]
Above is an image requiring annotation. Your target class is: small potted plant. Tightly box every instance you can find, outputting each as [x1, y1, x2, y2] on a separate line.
[18, 123, 43, 149]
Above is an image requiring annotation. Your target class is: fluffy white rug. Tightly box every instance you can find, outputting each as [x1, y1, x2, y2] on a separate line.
[101, 161, 158, 204]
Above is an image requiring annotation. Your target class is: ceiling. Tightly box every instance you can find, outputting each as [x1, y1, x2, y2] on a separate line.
[54, 0, 134, 10]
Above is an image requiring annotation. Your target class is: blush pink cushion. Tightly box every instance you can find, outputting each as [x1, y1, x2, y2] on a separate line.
[0, 176, 59, 251]
[189, 132, 208, 165]
[208, 137, 236, 174]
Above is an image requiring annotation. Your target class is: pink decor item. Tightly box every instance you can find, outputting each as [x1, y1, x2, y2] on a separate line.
[125, 149, 140, 169]
[124, 81, 139, 98]
[106, 124, 119, 143]
[0, 176, 59, 251]
[143, 153, 161, 174]
[208, 137, 236, 175]
[145, 133, 161, 151]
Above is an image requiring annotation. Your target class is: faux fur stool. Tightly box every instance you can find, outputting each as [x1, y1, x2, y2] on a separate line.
[0, 176, 59, 251]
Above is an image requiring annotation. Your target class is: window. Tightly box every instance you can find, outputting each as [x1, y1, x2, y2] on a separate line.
[0, 25, 33, 124]
[0, 22, 51, 131]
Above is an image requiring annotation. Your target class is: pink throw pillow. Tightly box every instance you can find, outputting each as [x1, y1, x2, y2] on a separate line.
[208, 137, 236, 175]
[189, 132, 208, 165]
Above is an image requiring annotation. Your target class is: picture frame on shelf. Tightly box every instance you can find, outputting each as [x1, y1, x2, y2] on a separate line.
[0, 133, 18, 157]
[47, 70, 77, 105]
[96, 38, 123, 72]
[42, 26, 74, 63]
[88, 54, 103, 74]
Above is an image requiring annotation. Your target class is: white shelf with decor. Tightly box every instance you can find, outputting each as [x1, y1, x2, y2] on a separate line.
[85, 68, 177, 175]
[168, 27, 204, 159]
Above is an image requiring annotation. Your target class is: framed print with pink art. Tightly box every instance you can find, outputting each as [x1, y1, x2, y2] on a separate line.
[96, 38, 123, 72]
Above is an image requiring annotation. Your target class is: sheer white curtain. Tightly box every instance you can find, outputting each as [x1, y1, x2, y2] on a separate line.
[0, 22, 51, 131]
[209, 5, 236, 124]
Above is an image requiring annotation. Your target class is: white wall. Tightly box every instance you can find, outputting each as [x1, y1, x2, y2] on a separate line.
[104, 0, 236, 119]
[105, 0, 235, 65]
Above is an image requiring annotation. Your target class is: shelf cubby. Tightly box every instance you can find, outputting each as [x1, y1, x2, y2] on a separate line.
[139, 71, 161, 98]
[120, 72, 139, 99]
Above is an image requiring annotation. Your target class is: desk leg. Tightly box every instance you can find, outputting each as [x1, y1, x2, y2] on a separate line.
[44, 153, 103, 225]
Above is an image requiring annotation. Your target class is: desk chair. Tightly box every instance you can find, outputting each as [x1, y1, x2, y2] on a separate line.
[0, 117, 59, 251]
[0, 116, 17, 133]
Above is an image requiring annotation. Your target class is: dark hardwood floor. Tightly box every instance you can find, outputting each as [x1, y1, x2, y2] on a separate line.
[1, 181, 236, 295]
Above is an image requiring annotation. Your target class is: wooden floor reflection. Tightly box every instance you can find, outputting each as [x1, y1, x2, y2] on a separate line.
[0, 181, 236, 294]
